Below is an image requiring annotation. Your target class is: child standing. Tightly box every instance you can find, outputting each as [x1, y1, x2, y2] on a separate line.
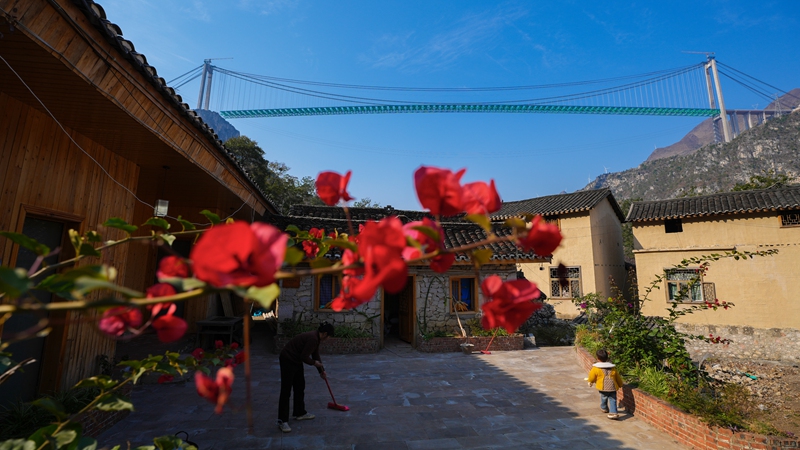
[587, 348, 624, 420]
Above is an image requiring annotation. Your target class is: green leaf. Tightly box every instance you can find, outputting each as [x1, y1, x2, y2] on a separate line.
[0, 231, 50, 256]
[103, 218, 138, 234]
[503, 217, 527, 230]
[285, 225, 301, 235]
[76, 437, 98, 450]
[78, 243, 101, 257]
[152, 435, 188, 450]
[175, 216, 196, 231]
[309, 258, 333, 269]
[0, 439, 36, 450]
[199, 210, 221, 225]
[160, 234, 176, 247]
[69, 229, 82, 254]
[246, 283, 280, 309]
[84, 231, 103, 243]
[94, 393, 134, 412]
[284, 247, 304, 266]
[466, 214, 492, 233]
[73, 277, 143, 299]
[73, 375, 118, 390]
[328, 239, 357, 252]
[410, 225, 440, 243]
[31, 397, 68, 420]
[472, 249, 493, 267]
[0, 267, 30, 299]
[143, 218, 171, 230]
[179, 278, 206, 291]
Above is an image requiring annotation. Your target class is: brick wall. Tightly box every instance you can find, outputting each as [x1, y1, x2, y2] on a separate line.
[78, 383, 132, 438]
[575, 346, 799, 450]
[416, 335, 523, 353]
[273, 336, 379, 354]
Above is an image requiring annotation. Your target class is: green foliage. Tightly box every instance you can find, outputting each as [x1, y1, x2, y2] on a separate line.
[351, 197, 382, 208]
[224, 135, 324, 213]
[421, 329, 455, 341]
[332, 325, 372, 339]
[574, 325, 603, 354]
[617, 197, 640, 261]
[279, 315, 315, 338]
[0, 387, 99, 441]
[730, 169, 792, 191]
[465, 317, 509, 337]
[669, 382, 751, 429]
[628, 365, 674, 399]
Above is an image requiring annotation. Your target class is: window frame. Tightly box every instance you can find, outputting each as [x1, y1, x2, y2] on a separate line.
[664, 218, 683, 233]
[549, 266, 582, 299]
[780, 210, 800, 227]
[664, 268, 705, 303]
[314, 274, 343, 311]
[449, 276, 478, 313]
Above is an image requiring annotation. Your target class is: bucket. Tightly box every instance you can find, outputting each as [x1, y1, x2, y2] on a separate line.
[460, 343, 475, 354]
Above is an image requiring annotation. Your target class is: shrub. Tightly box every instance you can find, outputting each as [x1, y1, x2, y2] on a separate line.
[421, 329, 455, 341]
[465, 317, 509, 337]
[332, 325, 372, 339]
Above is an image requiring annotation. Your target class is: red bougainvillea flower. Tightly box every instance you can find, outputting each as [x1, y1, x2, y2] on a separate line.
[195, 367, 235, 414]
[224, 358, 234, 368]
[461, 180, 502, 215]
[414, 166, 466, 216]
[517, 216, 563, 256]
[215, 340, 224, 349]
[152, 314, 188, 343]
[157, 374, 174, 384]
[331, 218, 408, 311]
[156, 255, 190, 279]
[145, 283, 176, 299]
[316, 171, 354, 206]
[191, 221, 288, 288]
[230, 342, 239, 350]
[234, 351, 246, 365]
[302, 228, 325, 258]
[191, 348, 204, 359]
[402, 218, 455, 273]
[480, 275, 542, 333]
[98, 307, 143, 337]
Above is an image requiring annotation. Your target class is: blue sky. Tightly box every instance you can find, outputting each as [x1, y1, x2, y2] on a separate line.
[100, 1, 800, 209]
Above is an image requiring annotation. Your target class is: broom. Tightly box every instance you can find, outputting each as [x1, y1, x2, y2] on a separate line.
[480, 328, 498, 355]
[324, 377, 350, 411]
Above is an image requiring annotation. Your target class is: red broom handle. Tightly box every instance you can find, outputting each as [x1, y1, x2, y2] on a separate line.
[324, 377, 338, 404]
[484, 329, 498, 352]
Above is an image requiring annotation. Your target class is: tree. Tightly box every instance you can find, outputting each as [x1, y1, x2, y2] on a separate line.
[224, 136, 324, 213]
[618, 197, 641, 262]
[731, 170, 792, 191]
[352, 197, 382, 208]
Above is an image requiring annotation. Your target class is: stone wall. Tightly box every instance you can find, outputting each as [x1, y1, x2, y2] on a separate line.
[416, 335, 523, 353]
[675, 324, 800, 362]
[273, 336, 379, 354]
[415, 265, 517, 336]
[575, 346, 799, 450]
[277, 276, 381, 337]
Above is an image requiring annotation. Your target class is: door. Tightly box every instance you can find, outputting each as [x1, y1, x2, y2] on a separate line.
[397, 276, 415, 343]
[0, 217, 66, 406]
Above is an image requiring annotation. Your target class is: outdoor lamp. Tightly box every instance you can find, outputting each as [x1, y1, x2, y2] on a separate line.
[154, 199, 169, 217]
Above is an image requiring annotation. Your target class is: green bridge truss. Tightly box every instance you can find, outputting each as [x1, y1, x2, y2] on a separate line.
[219, 104, 721, 119]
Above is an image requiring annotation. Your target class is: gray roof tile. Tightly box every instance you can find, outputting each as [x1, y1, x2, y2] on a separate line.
[491, 188, 625, 222]
[626, 185, 800, 222]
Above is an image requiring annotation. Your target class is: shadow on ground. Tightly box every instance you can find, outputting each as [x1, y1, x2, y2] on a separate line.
[99, 328, 683, 449]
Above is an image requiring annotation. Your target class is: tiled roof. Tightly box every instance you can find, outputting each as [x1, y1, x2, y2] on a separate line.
[626, 185, 800, 222]
[287, 205, 471, 223]
[491, 188, 625, 222]
[269, 209, 545, 263]
[72, 1, 278, 213]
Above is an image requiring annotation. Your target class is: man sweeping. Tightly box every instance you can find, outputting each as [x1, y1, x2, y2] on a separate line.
[277, 322, 335, 433]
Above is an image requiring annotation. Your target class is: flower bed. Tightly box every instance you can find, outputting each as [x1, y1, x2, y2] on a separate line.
[273, 336, 379, 354]
[416, 335, 523, 353]
[575, 346, 799, 450]
[77, 383, 133, 438]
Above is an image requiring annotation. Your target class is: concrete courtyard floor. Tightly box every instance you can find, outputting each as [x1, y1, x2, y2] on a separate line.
[99, 338, 685, 449]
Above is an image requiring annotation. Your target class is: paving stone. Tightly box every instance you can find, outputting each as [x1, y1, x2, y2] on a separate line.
[97, 341, 685, 449]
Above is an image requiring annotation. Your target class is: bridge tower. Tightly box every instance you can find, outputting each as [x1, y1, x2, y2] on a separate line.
[704, 56, 733, 143]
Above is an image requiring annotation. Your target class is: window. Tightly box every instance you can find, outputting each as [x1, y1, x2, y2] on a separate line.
[450, 277, 477, 312]
[665, 219, 683, 233]
[550, 266, 581, 298]
[315, 274, 341, 310]
[666, 269, 703, 302]
[781, 210, 800, 227]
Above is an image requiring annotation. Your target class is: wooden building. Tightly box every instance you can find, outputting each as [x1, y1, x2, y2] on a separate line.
[0, 0, 276, 405]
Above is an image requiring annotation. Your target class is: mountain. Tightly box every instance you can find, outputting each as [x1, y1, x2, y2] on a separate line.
[585, 109, 800, 201]
[645, 88, 800, 163]
[194, 109, 240, 143]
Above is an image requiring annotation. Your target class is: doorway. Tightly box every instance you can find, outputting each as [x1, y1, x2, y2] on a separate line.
[383, 276, 415, 344]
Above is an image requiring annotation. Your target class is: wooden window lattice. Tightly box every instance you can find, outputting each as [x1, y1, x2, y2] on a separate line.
[781, 211, 800, 227]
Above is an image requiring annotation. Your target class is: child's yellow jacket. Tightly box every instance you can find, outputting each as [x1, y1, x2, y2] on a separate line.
[588, 362, 624, 392]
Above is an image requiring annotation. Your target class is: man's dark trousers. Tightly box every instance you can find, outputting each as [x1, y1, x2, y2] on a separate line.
[278, 355, 308, 422]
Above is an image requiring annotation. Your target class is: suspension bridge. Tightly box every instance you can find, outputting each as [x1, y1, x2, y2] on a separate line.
[169, 56, 793, 143]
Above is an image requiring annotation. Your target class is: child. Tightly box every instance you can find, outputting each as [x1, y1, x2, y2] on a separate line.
[587, 348, 624, 420]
